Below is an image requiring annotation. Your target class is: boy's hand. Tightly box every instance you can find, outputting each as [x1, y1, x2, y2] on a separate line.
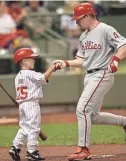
[53, 60, 70, 71]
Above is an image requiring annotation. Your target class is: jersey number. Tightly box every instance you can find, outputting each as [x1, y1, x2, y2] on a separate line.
[113, 32, 119, 38]
[16, 86, 28, 100]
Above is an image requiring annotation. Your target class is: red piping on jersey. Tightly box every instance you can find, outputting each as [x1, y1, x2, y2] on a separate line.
[83, 70, 106, 146]
[88, 22, 100, 32]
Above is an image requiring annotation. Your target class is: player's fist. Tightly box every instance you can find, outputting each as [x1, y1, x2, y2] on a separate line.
[108, 56, 120, 73]
[53, 60, 70, 71]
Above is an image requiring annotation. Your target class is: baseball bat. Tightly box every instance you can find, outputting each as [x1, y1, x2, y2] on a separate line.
[0, 82, 47, 141]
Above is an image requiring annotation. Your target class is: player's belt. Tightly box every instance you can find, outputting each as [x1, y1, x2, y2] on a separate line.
[87, 68, 101, 74]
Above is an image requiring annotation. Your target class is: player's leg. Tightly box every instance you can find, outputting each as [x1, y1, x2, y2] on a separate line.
[68, 70, 113, 161]
[9, 106, 27, 161]
[68, 78, 96, 161]
[24, 103, 45, 160]
[92, 112, 126, 127]
[77, 71, 113, 147]
[91, 72, 126, 128]
[91, 103, 126, 142]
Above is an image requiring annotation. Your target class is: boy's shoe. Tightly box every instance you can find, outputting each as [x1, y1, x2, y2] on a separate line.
[9, 146, 21, 161]
[26, 150, 45, 161]
[68, 146, 91, 161]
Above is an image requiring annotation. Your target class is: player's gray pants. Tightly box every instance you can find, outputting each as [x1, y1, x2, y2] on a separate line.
[76, 70, 126, 147]
[13, 100, 41, 151]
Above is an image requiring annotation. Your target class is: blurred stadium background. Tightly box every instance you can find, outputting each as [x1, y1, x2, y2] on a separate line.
[0, 0, 126, 117]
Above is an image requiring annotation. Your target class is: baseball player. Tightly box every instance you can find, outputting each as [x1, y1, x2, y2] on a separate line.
[54, 3, 126, 161]
[9, 48, 55, 161]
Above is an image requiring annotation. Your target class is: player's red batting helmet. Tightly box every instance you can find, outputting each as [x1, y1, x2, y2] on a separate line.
[14, 48, 40, 64]
[72, 3, 96, 21]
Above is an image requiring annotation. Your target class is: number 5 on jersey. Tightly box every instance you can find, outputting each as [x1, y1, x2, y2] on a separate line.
[16, 86, 28, 100]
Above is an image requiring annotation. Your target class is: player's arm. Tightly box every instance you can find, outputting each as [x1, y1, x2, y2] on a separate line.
[54, 58, 84, 70]
[115, 46, 126, 60]
[67, 57, 84, 67]
[106, 27, 126, 72]
[54, 45, 84, 70]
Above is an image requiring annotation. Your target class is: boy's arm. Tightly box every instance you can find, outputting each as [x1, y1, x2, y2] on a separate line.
[44, 64, 54, 82]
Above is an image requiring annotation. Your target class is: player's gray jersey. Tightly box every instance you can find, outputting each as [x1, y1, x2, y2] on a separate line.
[15, 70, 47, 103]
[76, 22, 126, 71]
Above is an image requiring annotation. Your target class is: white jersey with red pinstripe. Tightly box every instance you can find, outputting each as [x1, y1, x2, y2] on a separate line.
[15, 70, 47, 103]
[13, 70, 47, 152]
[75, 22, 126, 147]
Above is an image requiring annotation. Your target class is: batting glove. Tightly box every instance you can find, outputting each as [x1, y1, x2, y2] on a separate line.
[108, 56, 120, 73]
[53, 60, 70, 71]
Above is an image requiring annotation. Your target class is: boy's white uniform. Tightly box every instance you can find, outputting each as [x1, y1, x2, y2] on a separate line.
[13, 70, 47, 151]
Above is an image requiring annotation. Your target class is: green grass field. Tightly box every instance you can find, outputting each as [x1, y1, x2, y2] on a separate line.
[0, 123, 125, 147]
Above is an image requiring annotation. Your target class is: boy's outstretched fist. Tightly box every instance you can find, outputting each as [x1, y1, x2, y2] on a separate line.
[53, 60, 70, 71]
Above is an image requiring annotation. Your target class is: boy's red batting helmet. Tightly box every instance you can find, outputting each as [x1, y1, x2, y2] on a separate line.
[14, 48, 40, 64]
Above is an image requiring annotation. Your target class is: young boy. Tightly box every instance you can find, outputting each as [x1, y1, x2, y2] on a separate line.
[9, 48, 55, 161]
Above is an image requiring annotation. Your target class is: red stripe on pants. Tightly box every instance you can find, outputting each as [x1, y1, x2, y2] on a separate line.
[83, 70, 106, 146]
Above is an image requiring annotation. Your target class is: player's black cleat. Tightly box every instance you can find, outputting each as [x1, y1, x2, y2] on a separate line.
[9, 146, 21, 161]
[26, 150, 45, 161]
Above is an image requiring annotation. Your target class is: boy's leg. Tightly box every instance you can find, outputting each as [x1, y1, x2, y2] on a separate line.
[24, 104, 45, 160]
[26, 105, 41, 152]
[9, 107, 27, 160]
[12, 107, 27, 149]
[9, 146, 21, 161]
[26, 150, 45, 161]
[12, 128, 27, 149]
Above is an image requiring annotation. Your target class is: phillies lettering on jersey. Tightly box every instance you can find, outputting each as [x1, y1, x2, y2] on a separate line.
[15, 70, 47, 103]
[80, 41, 102, 51]
[76, 22, 126, 71]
